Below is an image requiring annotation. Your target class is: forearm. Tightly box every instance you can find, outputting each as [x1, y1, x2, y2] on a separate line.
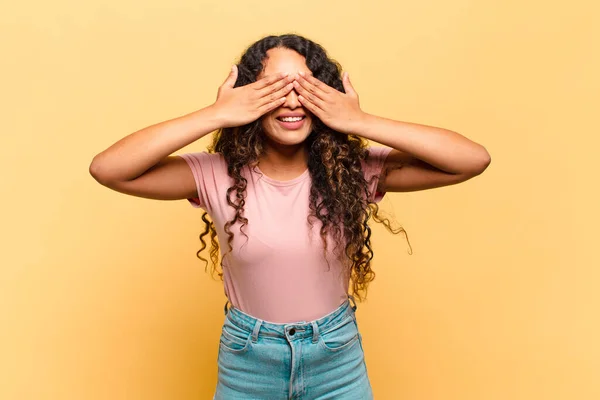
[354, 112, 491, 175]
[90, 105, 223, 182]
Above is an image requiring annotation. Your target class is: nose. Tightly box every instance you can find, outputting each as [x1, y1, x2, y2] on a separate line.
[283, 88, 301, 109]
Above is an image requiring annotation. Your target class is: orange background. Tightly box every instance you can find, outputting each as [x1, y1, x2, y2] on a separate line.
[1, 0, 598, 399]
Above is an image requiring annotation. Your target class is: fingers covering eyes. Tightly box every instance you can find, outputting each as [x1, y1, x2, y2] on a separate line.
[295, 77, 328, 101]
[260, 83, 293, 107]
[259, 75, 293, 96]
[255, 73, 289, 90]
[259, 96, 287, 113]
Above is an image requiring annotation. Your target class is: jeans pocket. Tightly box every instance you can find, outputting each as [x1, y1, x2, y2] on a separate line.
[219, 319, 252, 353]
[318, 316, 360, 353]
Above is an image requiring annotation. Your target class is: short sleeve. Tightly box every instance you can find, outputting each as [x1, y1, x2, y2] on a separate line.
[361, 145, 393, 203]
[179, 151, 227, 211]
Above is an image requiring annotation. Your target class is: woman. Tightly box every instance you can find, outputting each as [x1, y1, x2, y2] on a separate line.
[90, 34, 490, 399]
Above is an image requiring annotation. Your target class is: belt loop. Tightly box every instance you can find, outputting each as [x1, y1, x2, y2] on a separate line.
[311, 321, 319, 344]
[251, 319, 263, 343]
[348, 294, 357, 312]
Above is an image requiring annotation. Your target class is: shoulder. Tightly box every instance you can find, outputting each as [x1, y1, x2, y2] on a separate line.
[178, 150, 225, 164]
[178, 151, 228, 174]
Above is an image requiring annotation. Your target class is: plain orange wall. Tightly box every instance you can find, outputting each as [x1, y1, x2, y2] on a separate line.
[2, 1, 598, 399]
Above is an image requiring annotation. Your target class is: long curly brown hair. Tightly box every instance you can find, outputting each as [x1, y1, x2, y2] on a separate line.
[196, 34, 411, 301]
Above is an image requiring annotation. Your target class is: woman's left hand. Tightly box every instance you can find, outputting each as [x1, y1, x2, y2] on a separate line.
[294, 71, 366, 135]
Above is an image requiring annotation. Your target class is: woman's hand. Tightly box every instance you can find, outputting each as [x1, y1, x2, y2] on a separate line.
[294, 71, 366, 135]
[212, 65, 295, 128]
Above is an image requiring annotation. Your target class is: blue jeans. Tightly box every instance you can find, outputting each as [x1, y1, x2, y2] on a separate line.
[214, 295, 374, 399]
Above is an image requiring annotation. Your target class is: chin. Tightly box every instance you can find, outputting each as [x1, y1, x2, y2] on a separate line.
[263, 120, 313, 147]
[269, 130, 312, 146]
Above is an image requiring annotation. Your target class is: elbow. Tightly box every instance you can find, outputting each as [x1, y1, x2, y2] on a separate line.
[480, 147, 492, 170]
[89, 156, 113, 185]
[89, 157, 101, 181]
[474, 148, 491, 175]
[464, 147, 491, 177]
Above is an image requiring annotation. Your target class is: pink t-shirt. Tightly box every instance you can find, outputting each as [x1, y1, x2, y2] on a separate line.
[179, 145, 392, 323]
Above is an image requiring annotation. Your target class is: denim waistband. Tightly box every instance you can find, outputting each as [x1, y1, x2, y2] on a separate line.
[223, 295, 358, 343]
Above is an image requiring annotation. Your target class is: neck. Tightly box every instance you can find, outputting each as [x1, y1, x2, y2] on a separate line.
[258, 142, 309, 179]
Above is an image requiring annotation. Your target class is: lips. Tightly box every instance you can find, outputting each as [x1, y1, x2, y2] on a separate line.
[276, 114, 306, 121]
[275, 115, 306, 130]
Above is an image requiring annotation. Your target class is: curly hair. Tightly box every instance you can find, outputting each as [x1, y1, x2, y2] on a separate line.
[195, 33, 411, 301]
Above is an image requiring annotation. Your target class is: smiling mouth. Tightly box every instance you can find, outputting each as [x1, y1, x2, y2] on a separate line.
[276, 116, 306, 122]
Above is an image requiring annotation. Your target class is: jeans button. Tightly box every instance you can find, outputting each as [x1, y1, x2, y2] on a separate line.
[289, 328, 296, 335]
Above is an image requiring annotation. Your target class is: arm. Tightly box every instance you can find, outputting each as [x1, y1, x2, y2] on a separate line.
[294, 71, 491, 192]
[356, 114, 491, 192]
[89, 67, 294, 201]
[89, 106, 222, 200]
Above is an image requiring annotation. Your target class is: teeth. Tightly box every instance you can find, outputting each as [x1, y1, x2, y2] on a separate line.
[280, 116, 303, 122]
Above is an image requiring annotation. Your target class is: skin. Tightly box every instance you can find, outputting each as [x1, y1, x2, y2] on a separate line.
[237, 46, 492, 188]
[89, 45, 491, 203]
[257, 48, 315, 180]
[283, 52, 492, 192]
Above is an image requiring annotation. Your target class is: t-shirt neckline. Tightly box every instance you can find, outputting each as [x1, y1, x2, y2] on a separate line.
[253, 165, 310, 187]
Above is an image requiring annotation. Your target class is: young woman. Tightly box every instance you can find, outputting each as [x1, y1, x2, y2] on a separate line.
[90, 34, 490, 399]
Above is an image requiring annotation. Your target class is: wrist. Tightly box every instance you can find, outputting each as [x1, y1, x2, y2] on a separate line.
[198, 104, 228, 130]
[347, 111, 371, 135]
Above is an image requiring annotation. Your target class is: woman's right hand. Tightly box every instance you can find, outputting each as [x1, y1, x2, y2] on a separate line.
[212, 65, 295, 128]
